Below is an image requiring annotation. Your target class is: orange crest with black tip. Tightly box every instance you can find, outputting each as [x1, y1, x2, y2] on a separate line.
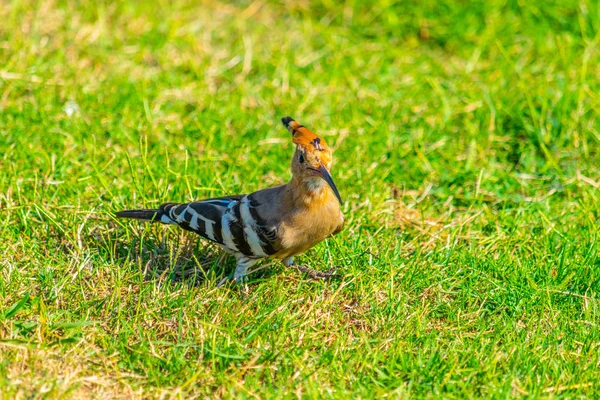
[281, 116, 330, 153]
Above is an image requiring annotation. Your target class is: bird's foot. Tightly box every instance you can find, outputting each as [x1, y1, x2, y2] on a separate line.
[217, 259, 252, 288]
[217, 276, 231, 287]
[217, 274, 248, 287]
[292, 264, 342, 280]
[216, 274, 250, 297]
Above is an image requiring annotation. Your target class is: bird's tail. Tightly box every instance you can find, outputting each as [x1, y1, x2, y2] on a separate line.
[117, 203, 183, 225]
[116, 203, 179, 224]
[115, 209, 161, 221]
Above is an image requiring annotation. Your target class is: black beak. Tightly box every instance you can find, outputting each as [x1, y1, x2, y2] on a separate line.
[318, 164, 343, 205]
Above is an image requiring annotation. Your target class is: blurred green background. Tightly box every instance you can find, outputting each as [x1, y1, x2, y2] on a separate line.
[1, 0, 600, 398]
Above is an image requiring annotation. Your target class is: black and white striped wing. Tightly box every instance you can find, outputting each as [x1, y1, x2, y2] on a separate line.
[158, 196, 241, 244]
[223, 195, 281, 258]
[159, 195, 281, 258]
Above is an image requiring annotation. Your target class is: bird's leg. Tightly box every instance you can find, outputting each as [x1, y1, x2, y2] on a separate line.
[217, 257, 256, 287]
[282, 257, 341, 280]
[233, 263, 249, 283]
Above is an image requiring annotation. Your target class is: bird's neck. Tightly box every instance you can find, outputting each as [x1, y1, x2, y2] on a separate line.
[287, 175, 336, 209]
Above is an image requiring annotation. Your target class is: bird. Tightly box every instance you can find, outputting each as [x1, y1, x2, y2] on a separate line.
[116, 116, 345, 284]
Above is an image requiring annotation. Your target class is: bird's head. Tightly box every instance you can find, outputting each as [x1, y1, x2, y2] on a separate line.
[281, 116, 343, 205]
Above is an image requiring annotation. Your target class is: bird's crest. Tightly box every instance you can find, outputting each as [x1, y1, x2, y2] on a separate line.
[281, 116, 328, 151]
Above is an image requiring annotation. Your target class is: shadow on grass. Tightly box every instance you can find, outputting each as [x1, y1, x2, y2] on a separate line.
[86, 221, 281, 287]
[37, 213, 324, 288]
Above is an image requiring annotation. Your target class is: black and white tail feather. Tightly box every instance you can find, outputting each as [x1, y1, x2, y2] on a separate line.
[116, 195, 280, 283]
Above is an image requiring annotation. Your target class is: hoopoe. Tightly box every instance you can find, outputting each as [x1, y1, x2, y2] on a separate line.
[116, 117, 345, 283]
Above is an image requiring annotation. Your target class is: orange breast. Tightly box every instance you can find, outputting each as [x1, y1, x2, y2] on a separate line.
[274, 198, 344, 259]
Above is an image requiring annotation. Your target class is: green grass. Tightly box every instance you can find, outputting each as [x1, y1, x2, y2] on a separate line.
[2, 0, 600, 397]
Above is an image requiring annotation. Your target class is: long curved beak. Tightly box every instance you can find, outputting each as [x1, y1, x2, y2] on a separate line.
[318, 164, 343, 205]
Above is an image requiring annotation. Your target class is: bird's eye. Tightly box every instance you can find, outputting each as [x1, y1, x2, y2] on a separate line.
[299, 154, 305, 163]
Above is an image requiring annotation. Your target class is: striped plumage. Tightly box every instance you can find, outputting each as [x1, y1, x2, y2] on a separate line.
[116, 116, 344, 283]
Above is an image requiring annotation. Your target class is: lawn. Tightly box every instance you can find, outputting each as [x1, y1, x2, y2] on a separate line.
[1, 0, 600, 398]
